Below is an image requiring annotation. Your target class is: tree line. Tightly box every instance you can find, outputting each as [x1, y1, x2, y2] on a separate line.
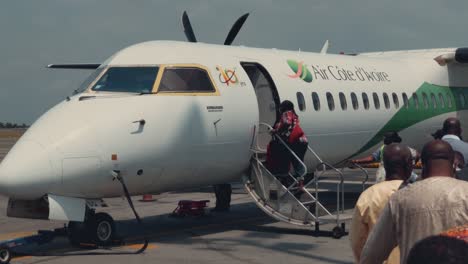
[0, 122, 28, 128]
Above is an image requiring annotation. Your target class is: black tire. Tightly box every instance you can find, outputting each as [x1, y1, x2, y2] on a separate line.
[67, 221, 93, 248]
[0, 247, 11, 264]
[332, 226, 344, 239]
[91, 213, 115, 246]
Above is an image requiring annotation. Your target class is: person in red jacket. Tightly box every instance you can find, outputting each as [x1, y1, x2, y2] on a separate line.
[271, 100, 309, 185]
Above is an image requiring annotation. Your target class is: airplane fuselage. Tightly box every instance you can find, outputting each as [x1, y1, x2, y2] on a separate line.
[1, 41, 468, 201]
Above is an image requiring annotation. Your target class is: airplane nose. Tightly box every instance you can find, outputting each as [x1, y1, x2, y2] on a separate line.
[0, 139, 54, 199]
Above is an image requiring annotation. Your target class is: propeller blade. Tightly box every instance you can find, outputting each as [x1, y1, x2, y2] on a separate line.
[182, 11, 197, 43]
[224, 13, 249, 45]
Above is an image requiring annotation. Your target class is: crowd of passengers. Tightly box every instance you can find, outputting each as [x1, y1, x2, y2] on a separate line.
[266, 101, 468, 264]
[350, 117, 468, 264]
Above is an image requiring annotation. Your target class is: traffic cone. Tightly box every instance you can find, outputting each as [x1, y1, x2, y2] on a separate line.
[139, 194, 156, 202]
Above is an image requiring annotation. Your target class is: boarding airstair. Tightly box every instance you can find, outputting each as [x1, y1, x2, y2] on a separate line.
[243, 123, 360, 238]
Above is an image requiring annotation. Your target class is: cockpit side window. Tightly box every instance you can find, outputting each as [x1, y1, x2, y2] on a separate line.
[92, 67, 159, 93]
[77, 67, 106, 93]
[158, 67, 215, 93]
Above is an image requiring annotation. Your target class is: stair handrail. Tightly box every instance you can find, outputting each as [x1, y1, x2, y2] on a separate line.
[258, 122, 307, 180]
[307, 145, 324, 165]
[314, 161, 346, 217]
[345, 161, 370, 191]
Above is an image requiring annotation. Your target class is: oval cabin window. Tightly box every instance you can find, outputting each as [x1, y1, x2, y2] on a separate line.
[327, 92, 335, 111]
[351, 92, 359, 110]
[362, 93, 370, 110]
[312, 92, 320, 111]
[339, 92, 347, 110]
[297, 92, 306, 111]
[392, 93, 399, 108]
[373, 93, 380, 110]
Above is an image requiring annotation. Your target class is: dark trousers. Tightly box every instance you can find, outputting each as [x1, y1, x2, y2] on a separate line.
[213, 184, 232, 209]
[290, 141, 308, 179]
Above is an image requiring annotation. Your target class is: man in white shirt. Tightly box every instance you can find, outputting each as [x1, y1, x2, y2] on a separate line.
[441, 117, 468, 180]
[350, 143, 412, 264]
[360, 140, 468, 264]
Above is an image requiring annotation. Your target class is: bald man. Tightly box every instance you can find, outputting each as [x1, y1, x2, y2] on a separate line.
[350, 143, 412, 264]
[442, 117, 468, 180]
[360, 140, 468, 264]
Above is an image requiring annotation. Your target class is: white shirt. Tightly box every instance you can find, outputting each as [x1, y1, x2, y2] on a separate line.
[442, 134, 461, 141]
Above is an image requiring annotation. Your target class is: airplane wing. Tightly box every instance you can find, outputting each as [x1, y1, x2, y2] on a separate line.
[47, 64, 101, 69]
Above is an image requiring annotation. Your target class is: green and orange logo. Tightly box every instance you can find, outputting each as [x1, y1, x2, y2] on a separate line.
[287, 60, 313, 83]
[216, 66, 239, 86]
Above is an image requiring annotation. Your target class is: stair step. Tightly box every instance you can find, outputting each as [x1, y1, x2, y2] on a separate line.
[304, 188, 333, 192]
[318, 213, 353, 222]
[317, 179, 372, 185]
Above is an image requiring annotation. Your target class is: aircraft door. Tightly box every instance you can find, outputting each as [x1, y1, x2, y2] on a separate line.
[241, 62, 281, 150]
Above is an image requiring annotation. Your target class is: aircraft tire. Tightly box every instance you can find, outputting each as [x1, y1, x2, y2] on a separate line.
[67, 221, 93, 248]
[90, 212, 115, 247]
[0, 247, 12, 264]
[332, 226, 344, 239]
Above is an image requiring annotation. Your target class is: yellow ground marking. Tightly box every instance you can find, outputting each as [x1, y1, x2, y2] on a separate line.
[124, 243, 158, 250]
[0, 231, 36, 241]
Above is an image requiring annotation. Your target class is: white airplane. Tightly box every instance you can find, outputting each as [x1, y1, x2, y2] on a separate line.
[1, 12, 468, 246]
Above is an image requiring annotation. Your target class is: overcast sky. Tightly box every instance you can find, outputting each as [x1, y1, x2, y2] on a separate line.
[1, 0, 468, 124]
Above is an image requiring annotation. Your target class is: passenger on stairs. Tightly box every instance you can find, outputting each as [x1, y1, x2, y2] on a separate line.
[350, 143, 412, 264]
[270, 100, 308, 187]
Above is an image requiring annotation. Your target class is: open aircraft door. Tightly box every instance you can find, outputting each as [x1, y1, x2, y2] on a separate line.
[240, 62, 281, 150]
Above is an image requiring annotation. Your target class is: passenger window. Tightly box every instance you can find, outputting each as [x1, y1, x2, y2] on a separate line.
[297, 92, 306, 111]
[402, 93, 409, 109]
[438, 93, 445, 108]
[413, 93, 419, 109]
[422, 92, 429, 109]
[373, 92, 380, 109]
[392, 93, 399, 108]
[312, 92, 320, 111]
[383, 93, 390, 109]
[447, 94, 453, 108]
[362, 93, 370, 110]
[158, 67, 215, 93]
[460, 93, 466, 108]
[430, 93, 437, 109]
[351, 92, 359, 110]
[339, 92, 347, 110]
[326, 92, 335, 111]
[92, 67, 159, 93]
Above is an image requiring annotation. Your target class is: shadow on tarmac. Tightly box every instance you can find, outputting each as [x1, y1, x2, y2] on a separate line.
[9, 192, 359, 264]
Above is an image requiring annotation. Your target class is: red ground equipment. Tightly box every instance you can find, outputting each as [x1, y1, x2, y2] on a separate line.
[172, 200, 210, 217]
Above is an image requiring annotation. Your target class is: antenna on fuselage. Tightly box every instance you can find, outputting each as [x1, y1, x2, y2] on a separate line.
[181, 11, 249, 45]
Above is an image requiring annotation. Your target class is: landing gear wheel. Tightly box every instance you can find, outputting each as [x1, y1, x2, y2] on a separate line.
[91, 212, 115, 246]
[332, 226, 344, 239]
[67, 221, 93, 248]
[0, 247, 11, 264]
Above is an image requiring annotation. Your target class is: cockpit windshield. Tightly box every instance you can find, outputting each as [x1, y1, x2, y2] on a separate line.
[92, 67, 159, 93]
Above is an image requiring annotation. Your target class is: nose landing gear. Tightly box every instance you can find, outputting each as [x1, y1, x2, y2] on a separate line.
[68, 210, 116, 247]
[0, 247, 11, 264]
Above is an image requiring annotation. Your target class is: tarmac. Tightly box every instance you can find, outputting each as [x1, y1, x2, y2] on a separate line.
[0, 131, 366, 264]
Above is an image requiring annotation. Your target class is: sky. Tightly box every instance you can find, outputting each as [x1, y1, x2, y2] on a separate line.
[1, 0, 468, 124]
